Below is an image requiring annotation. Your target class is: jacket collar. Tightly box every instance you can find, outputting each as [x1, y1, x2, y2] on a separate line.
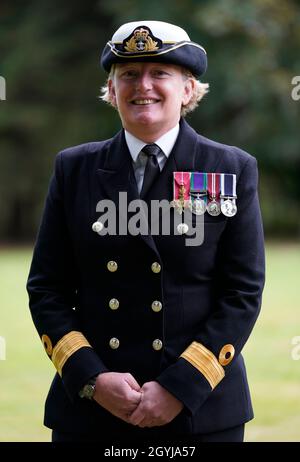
[97, 118, 199, 200]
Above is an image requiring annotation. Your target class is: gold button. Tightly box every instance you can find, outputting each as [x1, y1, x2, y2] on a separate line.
[152, 339, 163, 351]
[41, 334, 52, 356]
[107, 261, 118, 272]
[109, 298, 119, 310]
[219, 344, 235, 366]
[151, 301, 162, 312]
[151, 262, 161, 274]
[109, 337, 120, 349]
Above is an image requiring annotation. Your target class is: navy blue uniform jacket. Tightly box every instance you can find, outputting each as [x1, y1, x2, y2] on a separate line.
[27, 119, 265, 437]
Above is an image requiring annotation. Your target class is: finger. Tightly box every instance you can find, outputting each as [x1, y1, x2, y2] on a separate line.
[124, 374, 141, 392]
[125, 399, 142, 412]
[128, 403, 145, 426]
[138, 418, 154, 428]
[138, 419, 151, 428]
[128, 389, 142, 405]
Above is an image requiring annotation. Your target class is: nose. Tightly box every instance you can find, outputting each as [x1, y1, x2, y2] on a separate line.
[136, 72, 153, 92]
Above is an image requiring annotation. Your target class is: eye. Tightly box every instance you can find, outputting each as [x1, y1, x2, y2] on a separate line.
[152, 69, 170, 78]
[120, 70, 138, 79]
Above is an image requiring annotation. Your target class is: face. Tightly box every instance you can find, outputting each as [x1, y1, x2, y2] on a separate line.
[108, 62, 194, 142]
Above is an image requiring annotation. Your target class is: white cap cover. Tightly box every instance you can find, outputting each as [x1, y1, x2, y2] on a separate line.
[101, 20, 207, 77]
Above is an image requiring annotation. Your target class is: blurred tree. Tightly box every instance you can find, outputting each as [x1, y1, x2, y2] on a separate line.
[0, 0, 117, 240]
[0, 0, 299, 241]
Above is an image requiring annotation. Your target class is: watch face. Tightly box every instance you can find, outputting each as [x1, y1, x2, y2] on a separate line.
[85, 384, 95, 399]
[79, 383, 95, 399]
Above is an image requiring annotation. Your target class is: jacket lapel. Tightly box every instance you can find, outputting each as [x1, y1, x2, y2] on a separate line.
[96, 129, 139, 205]
[95, 129, 160, 257]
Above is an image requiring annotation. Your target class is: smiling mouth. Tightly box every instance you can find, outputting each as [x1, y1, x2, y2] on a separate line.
[131, 99, 160, 105]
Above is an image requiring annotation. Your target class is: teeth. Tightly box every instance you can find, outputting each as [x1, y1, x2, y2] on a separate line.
[133, 99, 157, 105]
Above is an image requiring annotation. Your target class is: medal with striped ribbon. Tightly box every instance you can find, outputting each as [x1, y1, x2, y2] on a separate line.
[189, 172, 207, 215]
[220, 173, 237, 217]
[207, 173, 221, 216]
[171, 172, 191, 215]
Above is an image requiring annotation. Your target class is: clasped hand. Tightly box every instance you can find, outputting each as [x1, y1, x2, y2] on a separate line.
[93, 372, 183, 428]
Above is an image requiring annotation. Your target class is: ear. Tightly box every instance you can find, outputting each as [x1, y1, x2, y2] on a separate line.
[182, 77, 195, 106]
[108, 79, 117, 107]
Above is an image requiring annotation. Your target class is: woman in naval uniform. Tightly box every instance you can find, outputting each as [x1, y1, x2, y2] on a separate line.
[27, 20, 265, 442]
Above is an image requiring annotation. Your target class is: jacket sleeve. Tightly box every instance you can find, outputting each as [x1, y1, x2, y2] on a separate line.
[156, 156, 265, 415]
[26, 152, 108, 401]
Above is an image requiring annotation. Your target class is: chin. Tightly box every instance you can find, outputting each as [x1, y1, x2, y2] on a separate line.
[133, 114, 161, 126]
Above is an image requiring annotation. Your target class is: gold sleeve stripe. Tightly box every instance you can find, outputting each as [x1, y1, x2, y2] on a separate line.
[180, 341, 225, 389]
[52, 331, 92, 377]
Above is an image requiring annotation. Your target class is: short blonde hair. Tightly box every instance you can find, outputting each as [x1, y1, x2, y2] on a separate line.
[99, 65, 209, 116]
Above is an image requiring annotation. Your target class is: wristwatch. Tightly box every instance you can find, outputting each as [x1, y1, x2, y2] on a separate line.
[78, 376, 97, 400]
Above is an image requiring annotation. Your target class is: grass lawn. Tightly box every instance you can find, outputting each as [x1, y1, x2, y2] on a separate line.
[0, 242, 299, 442]
[244, 242, 300, 442]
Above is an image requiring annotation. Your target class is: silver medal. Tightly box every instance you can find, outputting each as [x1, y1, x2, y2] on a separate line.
[189, 197, 206, 215]
[221, 199, 237, 217]
[207, 199, 221, 216]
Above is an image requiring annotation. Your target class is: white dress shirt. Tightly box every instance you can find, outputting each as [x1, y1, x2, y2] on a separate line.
[125, 124, 180, 193]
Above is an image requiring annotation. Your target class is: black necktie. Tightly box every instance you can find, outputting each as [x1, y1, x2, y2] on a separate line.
[140, 144, 161, 199]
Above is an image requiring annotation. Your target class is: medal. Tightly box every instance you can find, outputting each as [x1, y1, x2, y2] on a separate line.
[221, 199, 237, 217]
[173, 184, 186, 214]
[189, 172, 207, 215]
[171, 172, 191, 214]
[220, 173, 237, 217]
[207, 173, 221, 216]
[172, 172, 191, 235]
[207, 199, 221, 216]
[191, 197, 206, 215]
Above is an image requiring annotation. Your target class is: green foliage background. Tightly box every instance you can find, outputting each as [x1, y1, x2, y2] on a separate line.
[0, 0, 300, 241]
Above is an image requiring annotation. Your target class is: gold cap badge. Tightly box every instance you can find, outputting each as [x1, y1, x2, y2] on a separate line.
[124, 27, 161, 53]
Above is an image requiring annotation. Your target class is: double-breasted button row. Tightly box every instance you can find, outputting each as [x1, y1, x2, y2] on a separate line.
[108, 337, 163, 351]
[106, 260, 160, 274]
[108, 298, 162, 312]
